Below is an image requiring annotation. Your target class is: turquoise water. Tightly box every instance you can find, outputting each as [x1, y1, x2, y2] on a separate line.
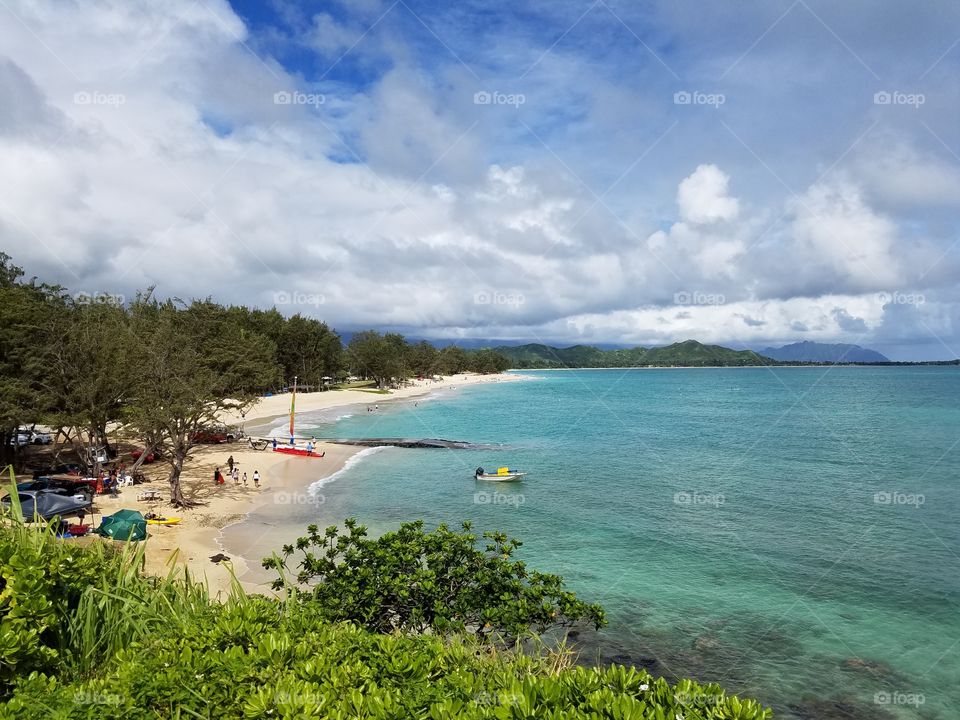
[249, 368, 960, 719]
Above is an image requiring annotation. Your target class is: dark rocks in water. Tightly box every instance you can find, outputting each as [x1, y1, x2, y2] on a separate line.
[692, 635, 722, 653]
[788, 697, 896, 720]
[329, 438, 498, 450]
[839, 657, 902, 683]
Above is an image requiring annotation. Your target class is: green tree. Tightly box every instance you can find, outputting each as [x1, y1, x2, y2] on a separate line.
[265, 519, 606, 642]
[277, 314, 342, 388]
[126, 298, 277, 506]
[347, 330, 408, 388]
[469, 348, 511, 374]
[406, 340, 438, 377]
[435, 345, 469, 374]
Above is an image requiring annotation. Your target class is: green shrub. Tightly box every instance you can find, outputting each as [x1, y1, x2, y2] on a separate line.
[264, 519, 606, 642]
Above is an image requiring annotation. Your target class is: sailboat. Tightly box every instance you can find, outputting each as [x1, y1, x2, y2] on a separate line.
[273, 376, 325, 458]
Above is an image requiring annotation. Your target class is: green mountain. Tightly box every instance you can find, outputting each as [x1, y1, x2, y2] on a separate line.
[494, 340, 773, 368]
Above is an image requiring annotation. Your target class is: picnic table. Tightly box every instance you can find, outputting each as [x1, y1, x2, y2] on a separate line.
[137, 489, 163, 502]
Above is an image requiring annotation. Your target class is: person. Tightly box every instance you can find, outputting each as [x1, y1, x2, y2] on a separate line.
[232, 467, 239, 484]
[253, 470, 260, 488]
[227, 455, 234, 474]
[214, 467, 224, 485]
[242, 471, 247, 486]
[306, 440, 314, 453]
[272, 437, 277, 449]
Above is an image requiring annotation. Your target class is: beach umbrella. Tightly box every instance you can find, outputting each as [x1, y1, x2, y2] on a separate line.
[95, 509, 148, 542]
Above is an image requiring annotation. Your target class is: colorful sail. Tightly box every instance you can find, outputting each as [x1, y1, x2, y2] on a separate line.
[289, 376, 297, 439]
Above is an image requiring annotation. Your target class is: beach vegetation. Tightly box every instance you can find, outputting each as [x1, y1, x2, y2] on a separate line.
[0, 515, 771, 719]
[264, 518, 606, 642]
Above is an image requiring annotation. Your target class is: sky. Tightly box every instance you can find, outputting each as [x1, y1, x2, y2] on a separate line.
[0, 0, 958, 360]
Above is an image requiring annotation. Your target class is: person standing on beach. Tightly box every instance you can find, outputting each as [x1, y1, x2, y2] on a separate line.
[227, 455, 234, 474]
[242, 472, 247, 486]
[232, 467, 239, 484]
[253, 470, 260, 488]
[272, 437, 277, 449]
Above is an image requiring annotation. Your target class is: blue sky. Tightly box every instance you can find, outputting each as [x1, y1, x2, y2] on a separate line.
[1, 0, 958, 358]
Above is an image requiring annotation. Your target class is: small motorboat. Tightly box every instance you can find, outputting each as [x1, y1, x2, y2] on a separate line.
[474, 466, 526, 482]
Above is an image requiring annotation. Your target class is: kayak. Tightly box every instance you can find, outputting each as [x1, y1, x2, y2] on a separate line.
[146, 517, 181, 526]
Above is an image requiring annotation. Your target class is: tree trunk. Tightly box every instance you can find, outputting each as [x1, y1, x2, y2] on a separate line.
[167, 448, 195, 507]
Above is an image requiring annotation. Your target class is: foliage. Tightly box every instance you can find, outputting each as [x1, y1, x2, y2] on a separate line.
[264, 519, 606, 641]
[0, 519, 771, 719]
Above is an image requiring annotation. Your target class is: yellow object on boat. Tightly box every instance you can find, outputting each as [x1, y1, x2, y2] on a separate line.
[146, 517, 181, 526]
[497, 467, 509, 475]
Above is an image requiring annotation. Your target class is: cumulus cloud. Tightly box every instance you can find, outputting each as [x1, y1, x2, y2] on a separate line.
[0, 0, 955, 359]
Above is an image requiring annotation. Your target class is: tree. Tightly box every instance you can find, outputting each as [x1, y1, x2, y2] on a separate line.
[406, 340, 438, 377]
[347, 330, 408, 388]
[39, 298, 134, 472]
[264, 519, 606, 642]
[126, 298, 277, 506]
[469, 348, 510, 374]
[277, 314, 341, 388]
[435, 345, 469, 375]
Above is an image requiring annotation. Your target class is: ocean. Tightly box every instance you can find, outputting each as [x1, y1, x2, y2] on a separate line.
[229, 367, 959, 719]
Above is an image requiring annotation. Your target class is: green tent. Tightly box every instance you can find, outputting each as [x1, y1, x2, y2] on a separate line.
[96, 509, 148, 542]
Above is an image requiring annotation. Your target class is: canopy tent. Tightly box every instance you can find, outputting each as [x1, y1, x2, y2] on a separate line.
[96, 509, 148, 542]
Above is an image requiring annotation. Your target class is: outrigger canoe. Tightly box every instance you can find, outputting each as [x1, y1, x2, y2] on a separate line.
[146, 516, 181, 526]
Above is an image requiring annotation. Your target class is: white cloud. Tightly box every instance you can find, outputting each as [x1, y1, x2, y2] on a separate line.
[676, 164, 740, 224]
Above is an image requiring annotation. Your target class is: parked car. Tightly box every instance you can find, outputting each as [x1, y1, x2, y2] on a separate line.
[130, 448, 157, 463]
[8, 428, 53, 446]
[192, 426, 238, 444]
[17, 477, 95, 503]
[8, 431, 31, 447]
[31, 431, 53, 445]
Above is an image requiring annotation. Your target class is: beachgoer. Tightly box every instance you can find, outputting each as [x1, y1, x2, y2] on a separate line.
[242, 472, 247, 486]
[253, 470, 260, 488]
[227, 455, 234, 474]
[306, 441, 314, 453]
[214, 467, 224, 485]
[272, 437, 277, 449]
[233, 467, 239, 484]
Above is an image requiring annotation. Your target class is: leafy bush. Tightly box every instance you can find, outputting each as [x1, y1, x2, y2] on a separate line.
[264, 519, 606, 641]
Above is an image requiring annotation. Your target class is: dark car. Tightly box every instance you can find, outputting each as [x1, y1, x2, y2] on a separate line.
[17, 477, 95, 503]
[192, 427, 238, 444]
[2, 489, 92, 521]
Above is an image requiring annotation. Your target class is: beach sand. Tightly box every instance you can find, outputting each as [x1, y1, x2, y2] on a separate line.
[91, 372, 524, 596]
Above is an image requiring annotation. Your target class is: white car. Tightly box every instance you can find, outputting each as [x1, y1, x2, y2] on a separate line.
[31, 431, 53, 445]
[8, 432, 31, 447]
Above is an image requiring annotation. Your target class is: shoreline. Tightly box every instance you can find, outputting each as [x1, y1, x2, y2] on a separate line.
[95, 372, 527, 596]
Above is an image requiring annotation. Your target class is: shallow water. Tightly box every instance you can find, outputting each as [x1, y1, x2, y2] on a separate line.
[227, 367, 960, 719]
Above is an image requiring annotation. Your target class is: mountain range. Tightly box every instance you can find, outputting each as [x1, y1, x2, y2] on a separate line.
[493, 340, 893, 368]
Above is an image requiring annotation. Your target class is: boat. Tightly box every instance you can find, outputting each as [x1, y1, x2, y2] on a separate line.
[474, 466, 526, 482]
[273, 447, 324, 458]
[271, 375, 325, 458]
[146, 516, 181, 526]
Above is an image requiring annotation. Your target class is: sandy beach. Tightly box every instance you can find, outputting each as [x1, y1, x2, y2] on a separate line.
[91, 372, 525, 596]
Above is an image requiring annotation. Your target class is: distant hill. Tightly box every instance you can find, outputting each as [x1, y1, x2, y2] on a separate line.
[759, 341, 889, 363]
[494, 340, 772, 368]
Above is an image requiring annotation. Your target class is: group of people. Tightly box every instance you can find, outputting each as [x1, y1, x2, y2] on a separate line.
[214, 455, 259, 488]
